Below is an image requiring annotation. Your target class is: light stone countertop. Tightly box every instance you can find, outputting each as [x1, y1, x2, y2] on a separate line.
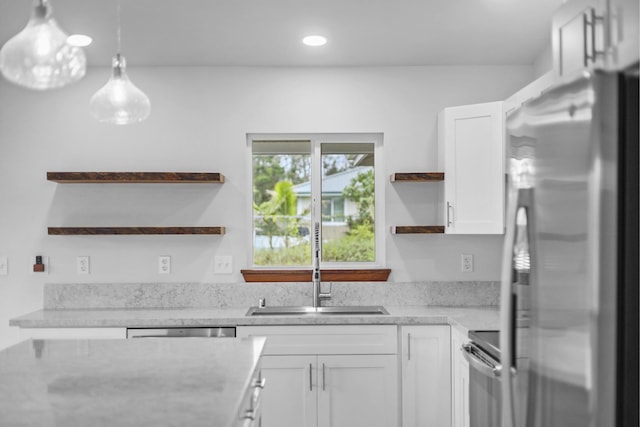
[10, 306, 499, 334]
[0, 336, 265, 427]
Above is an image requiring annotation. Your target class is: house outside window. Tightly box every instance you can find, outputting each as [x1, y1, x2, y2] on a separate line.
[249, 134, 384, 268]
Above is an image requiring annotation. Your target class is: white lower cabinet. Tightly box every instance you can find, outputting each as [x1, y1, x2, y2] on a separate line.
[451, 327, 470, 427]
[400, 325, 451, 427]
[317, 354, 397, 427]
[260, 355, 317, 427]
[237, 325, 399, 427]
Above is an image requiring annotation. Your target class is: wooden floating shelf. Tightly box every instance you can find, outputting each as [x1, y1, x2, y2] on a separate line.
[390, 172, 444, 182]
[390, 226, 445, 234]
[47, 172, 225, 184]
[48, 227, 226, 236]
[241, 269, 391, 282]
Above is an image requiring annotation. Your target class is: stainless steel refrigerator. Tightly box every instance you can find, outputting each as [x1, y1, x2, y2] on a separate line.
[500, 66, 639, 427]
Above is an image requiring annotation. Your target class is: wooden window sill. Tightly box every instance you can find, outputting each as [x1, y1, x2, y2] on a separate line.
[47, 171, 224, 184]
[241, 269, 391, 282]
[48, 227, 225, 235]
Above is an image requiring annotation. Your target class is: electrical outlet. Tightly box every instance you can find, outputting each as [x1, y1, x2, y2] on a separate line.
[0, 256, 7, 276]
[214, 256, 232, 274]
[77, 256, 90, 275]
[461, 254, 474, 273]
[159, 256, 171, 274]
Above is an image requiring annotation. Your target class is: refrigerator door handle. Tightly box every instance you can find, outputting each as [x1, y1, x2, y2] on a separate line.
[500, 187, 519, 427]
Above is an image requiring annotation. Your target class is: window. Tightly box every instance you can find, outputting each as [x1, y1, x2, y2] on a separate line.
[250, 134, 383, 268]
[322, 197, 344, 223]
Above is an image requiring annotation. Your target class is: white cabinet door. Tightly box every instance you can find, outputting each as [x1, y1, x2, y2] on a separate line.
[400, 325, 451, 427]
[318, 354, 398, 427]
[607, 0, 639, 68]
[552, 0, 638, 75]
[460, 353, 469, 427]
[261, 355, 317, 427]
[451, 328, 470, 427]
[261, 354, 398, 427]
[552, 0, 605, 78]
[438, 102, 505, 234]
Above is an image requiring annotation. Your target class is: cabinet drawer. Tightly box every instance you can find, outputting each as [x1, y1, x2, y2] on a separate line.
[19, 328, 127, 340]
[235, 360, 264, 427]
[237, 325, 397, 355]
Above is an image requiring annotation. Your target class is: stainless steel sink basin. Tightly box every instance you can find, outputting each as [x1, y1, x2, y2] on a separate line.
[245, 305, 389, 316]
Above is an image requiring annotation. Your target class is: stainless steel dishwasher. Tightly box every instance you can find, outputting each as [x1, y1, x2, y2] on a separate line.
[126, 327, 236, 338]
[462, 330, 502, 427]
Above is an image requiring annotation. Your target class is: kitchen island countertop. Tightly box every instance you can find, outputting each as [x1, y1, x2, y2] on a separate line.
[0, 336, 265, 427]
[10, 306, 499, 334]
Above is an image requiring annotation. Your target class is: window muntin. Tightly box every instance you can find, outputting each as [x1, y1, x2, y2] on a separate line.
[250, 136, 379, 267]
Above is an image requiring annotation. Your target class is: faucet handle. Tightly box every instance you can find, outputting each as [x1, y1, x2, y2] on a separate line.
[258, 298, 266, 308]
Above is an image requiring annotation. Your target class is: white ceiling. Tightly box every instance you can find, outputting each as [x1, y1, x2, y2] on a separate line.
[0, 0, 563, 67]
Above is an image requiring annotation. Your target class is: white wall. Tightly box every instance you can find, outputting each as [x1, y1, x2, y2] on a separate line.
[533, 44, 553, 78]
[0, 65, 533, 347]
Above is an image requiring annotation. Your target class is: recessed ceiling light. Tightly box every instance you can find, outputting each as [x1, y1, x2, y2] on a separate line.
[67, 34, 93, 47]
[302, 35, 327, 47]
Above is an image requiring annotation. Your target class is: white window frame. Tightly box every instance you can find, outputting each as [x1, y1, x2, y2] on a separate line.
[246, 132, 385, 269]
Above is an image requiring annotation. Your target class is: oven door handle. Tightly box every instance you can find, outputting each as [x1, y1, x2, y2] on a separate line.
[462, 343, 502, 378]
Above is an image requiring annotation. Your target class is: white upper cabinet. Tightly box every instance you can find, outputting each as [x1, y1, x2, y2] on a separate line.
[552, 0, 638, 78]
[607, 0, 639, 68]
[552, 0, 605, 78]
[438, 101, 505, 235]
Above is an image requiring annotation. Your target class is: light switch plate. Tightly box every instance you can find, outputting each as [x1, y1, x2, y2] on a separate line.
[214, 256, 232, 274]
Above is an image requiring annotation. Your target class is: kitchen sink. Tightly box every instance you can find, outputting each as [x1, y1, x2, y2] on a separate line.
[245, 305, 389, 316]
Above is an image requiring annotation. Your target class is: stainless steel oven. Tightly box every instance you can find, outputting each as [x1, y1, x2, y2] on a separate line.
[463, 330, 502, 427]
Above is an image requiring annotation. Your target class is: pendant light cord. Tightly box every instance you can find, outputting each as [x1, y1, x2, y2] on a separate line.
[116, 0, 121, 55]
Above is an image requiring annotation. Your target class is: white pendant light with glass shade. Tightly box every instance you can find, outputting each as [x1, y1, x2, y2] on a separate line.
[89, 0, 150, 125]
[0, 0, 87, 90]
